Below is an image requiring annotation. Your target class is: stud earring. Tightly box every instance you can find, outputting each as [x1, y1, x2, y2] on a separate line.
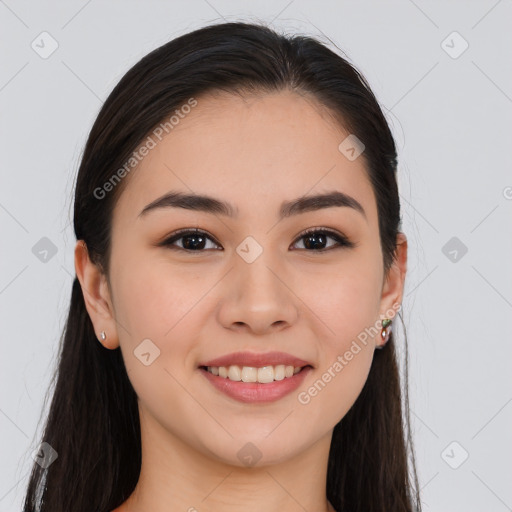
[376, 318, 392, 350]
[100, 331, 106, 341]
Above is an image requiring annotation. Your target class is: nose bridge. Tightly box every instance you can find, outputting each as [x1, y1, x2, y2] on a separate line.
[235, 235, 287, 303]
[217, 234, 298, 332]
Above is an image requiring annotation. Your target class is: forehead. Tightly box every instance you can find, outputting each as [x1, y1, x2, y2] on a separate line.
[113, 90, 377, 226]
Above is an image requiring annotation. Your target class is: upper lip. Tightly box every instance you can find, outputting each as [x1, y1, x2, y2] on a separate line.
[199, 351, 313, 369]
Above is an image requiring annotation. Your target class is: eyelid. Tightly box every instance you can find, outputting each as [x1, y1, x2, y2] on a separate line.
[159, 226, 355, 251]
[158, 228, 222, 249]
[291, 226, 355, 250]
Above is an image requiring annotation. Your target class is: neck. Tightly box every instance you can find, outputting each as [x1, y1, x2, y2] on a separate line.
[114, 404, 335, 512]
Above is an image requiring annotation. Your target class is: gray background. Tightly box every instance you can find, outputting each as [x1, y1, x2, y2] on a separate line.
[1, 1, 511, 510]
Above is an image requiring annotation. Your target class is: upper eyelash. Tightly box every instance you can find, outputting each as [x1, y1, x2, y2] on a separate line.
[161, 228, 221, 251]
[160, 227, 355, 252]
[294, 227, 354, 250]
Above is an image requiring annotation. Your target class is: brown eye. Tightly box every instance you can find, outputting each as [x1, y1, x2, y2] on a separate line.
[160, 227, 355, 253]
[161, 229, 221, 252]
[291, 228, 355, 252]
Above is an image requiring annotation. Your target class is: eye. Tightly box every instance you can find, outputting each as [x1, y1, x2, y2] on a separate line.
[160, 228, 222, 252]
[291, 227, 355, 252]
[160, 227, 355, 253]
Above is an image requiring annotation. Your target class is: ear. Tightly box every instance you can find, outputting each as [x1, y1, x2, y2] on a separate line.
[74, 240, 119, 349]
[377, 232, 407, 346]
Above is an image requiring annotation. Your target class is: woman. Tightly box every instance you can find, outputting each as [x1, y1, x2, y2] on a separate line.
[23, 21, 421, 512]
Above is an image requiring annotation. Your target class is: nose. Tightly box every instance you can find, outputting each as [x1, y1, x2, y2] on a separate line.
[216, 251, 299, 335]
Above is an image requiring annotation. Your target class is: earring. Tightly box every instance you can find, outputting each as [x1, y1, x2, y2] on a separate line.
[376, 318, 392, 350]
[100, 331, 106, 341]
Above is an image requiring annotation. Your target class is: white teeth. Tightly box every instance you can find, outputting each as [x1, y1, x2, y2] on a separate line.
[274, 365, 285, 381]
[241, 366, 258, 383]
[228, 365, 241, 381]
[205, 364, 305, 383]
[257, 366, 274, 384]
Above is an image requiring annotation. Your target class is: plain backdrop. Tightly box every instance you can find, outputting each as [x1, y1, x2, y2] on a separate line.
[1, 1, 511, 511]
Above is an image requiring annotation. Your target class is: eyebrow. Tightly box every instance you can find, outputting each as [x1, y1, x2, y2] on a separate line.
[138, 190, 367, 221]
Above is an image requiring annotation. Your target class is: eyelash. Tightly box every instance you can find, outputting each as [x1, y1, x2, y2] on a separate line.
[159, 227, 355, 253]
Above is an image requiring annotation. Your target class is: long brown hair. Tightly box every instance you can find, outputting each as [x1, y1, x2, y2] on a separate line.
[23, 21, 421, 512]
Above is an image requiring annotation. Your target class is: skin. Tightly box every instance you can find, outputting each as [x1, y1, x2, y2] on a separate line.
[75, 90, 407, 512]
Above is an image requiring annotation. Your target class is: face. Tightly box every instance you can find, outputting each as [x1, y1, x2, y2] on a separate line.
[78, 90, 405, 467]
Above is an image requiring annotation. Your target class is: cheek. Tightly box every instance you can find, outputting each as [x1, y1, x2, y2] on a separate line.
[112, 259, 206, 407]
[297, 252, 381, 411]
[296, 270, 379, 423]
[302, 259, 382, 342]
[111, 255, 219, 392]
[112, 252, 208, 340]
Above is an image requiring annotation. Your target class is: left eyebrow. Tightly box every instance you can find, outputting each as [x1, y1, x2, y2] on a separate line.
[138, 190, 367, 221]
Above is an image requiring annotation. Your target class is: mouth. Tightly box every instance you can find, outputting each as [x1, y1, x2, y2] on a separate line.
[197, 351, 314, 403]
[198, 363, 313, 403]
[199, 364, 313, 384]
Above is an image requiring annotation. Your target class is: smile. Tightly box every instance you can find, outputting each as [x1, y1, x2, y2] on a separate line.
[199, 365, 313, 403]
[201, 364, 309, 383]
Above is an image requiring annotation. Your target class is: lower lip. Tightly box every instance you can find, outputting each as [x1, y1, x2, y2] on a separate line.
[199, 366, 313, 403]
